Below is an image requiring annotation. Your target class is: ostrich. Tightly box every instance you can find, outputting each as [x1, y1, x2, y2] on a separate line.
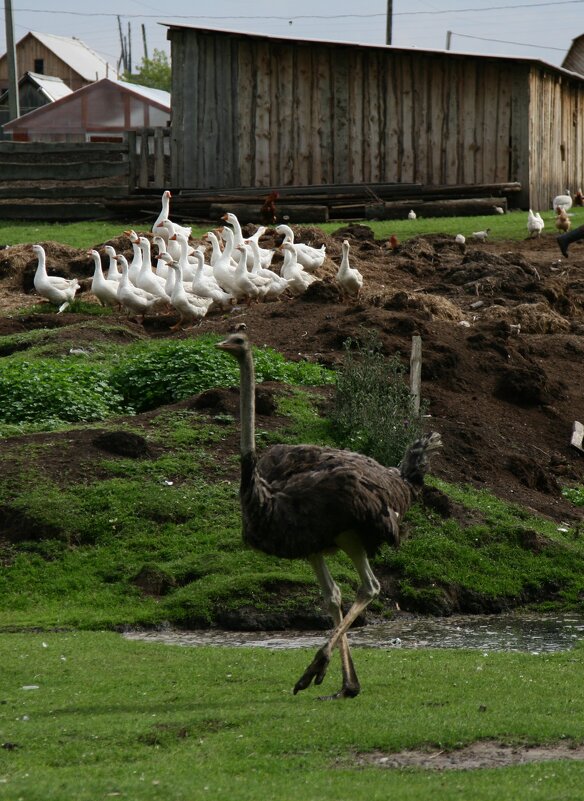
[216, 332, 442, 699]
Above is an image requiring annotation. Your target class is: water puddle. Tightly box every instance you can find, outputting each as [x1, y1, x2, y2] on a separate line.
[124, 612, 584, 654]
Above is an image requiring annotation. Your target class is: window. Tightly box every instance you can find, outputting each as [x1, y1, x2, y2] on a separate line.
[34, 59, 44, 74]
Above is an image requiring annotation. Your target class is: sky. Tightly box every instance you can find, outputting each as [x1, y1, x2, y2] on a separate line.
[0, 0, 580, 72]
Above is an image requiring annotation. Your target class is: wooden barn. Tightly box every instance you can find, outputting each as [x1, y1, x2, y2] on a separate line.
[166, 24, 584, 211]
[0, 31, 118, 94]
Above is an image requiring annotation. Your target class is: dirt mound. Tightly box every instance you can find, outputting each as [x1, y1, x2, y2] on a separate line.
[1, 228, 584, 525]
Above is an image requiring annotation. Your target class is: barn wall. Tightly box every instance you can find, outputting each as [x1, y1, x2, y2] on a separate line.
[529, 66, 584, 211]
[169, 28, 584, 207]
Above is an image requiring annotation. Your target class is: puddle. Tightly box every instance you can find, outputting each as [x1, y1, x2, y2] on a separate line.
[124, 612, 584, 654]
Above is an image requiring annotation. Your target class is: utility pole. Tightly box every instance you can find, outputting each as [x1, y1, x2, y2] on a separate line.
[446, 31, 452, 50]
[141, 24, 148, 61]
[4, 0, 20, 119]
[385, 0, 393, 45]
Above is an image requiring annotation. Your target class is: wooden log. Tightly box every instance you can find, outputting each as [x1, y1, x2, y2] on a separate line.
[0, 202, 112, 220]
[0, 161, 129, 181]
[209, 203, 329, 224]
[0, 186, 128, 199]
[365, 196, 508, 219]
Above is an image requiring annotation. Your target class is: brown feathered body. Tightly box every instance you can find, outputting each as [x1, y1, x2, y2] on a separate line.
[240, 445, 414, 559]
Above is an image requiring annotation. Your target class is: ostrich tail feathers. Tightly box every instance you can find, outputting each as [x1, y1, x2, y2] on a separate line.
[398, 432, 442, 487]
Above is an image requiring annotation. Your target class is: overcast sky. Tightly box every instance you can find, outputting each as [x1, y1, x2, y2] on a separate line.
[1, 0, 579, 71]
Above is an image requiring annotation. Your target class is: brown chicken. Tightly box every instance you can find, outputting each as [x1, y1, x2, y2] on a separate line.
[260, 191, 279, 225]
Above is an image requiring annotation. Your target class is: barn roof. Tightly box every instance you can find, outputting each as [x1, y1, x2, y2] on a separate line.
[26, 31, 118, 82]
[0, 71, 73, 106]
[162, 22, 584, 81]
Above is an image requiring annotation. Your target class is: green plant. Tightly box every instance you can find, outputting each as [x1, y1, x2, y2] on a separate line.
[332, 329, 425, 467]
[0, 359, 129, 425]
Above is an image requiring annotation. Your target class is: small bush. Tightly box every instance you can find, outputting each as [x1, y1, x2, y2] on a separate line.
[331, 330, 425, 467]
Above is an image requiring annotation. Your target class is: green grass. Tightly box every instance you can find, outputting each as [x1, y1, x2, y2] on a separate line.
[3, 208, 584, 252]
[1, 631, 584, 801]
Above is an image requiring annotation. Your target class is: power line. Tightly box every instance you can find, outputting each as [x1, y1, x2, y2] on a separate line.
[1, 0, 583, 21]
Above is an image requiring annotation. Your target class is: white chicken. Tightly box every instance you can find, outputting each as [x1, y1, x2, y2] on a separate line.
[552, 190, 572, 212]
[472, 229, 490, 242]
[407, 209, 417, 220]
[335, 239, 363, 299]
[32, 244, 80, 312]
[454, 234, 466, 245]
[527, 210, 545, 238]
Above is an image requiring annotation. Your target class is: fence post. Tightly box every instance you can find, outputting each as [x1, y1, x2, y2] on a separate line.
[153, 127, 165, 188]
[139, 129, 150, 188]
[410, 334, 422, 414]
[127, 131, 137, 191]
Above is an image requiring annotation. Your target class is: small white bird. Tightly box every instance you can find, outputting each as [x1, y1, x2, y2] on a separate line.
[472, 229, 490, 242]
[32, 244, 80, 312]
[527, 209, 545, 238]
[335, 240, 363, 299]
[454, 234, 466, 245]
[407, 209, 417, 220]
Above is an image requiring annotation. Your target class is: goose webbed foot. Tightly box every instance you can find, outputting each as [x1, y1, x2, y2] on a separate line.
[293, 646, 330, 694]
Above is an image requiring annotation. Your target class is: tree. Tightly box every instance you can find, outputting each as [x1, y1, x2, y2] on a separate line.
[124, 49, 171, 93]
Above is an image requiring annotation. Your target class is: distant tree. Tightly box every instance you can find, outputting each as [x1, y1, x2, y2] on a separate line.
[124, 49, 171, 92]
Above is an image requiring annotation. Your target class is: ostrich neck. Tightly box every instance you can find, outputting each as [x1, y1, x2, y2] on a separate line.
[239, 349, 256, 460]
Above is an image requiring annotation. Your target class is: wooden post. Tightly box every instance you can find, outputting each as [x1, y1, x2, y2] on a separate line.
[139, 129, 149, 188]
[153, 128, 165, 188]
[127, 131, 137, 191]
[410, 334, 422, 414]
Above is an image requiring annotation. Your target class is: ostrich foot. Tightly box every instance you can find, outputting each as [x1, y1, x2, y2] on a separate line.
[293, 646, 330, 694]
[317, 684, 360, 701]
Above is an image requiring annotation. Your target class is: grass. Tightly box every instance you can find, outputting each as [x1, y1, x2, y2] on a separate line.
[2, 631, 584, 801]
[3, 216, 584, 798]
[3, 207, 584, 251]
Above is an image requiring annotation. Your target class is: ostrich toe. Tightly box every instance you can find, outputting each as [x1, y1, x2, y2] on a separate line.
[293, 647, 330, 694]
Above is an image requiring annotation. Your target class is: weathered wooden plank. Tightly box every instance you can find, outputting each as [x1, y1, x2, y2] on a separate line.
[400, 55, 415, 183]
[0, 141, 127, 154]
[0, 203, 112, 220]
[385, 53, 400, 182]
[274, 45, 296, 185]
[237, 39, 254, 187]
[209, 202, 328, 223]
[294, 45, 313, 185]
[153, 128, 165, 188]
[365, 196, 508, 219]
[332, 49, 350, 184]
[0, 161, 128, 181]
[138, 129, 149, 188]
[0, 186, 128, 199]
[510, 65, 531, 209]
[253, 42, 272, 187]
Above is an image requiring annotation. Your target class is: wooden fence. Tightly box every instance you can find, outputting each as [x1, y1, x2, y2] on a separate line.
[0, 128, 170, 219]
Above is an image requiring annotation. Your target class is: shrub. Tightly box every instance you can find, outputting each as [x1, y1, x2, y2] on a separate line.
[0, 360, 128, 424]
[331, 329, 425, 467]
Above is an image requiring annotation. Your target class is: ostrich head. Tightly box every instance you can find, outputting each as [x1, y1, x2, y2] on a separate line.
[216, 332, 249, 361]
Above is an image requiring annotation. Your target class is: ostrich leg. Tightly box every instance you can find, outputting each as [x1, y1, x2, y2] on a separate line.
[302, 554, 360, 699]
[294, 535, 380, 698]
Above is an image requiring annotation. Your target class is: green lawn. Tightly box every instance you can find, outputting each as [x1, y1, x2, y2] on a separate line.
[2, 631, 584, 801]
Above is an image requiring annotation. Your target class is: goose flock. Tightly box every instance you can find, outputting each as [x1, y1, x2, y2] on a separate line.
[31, 190, 367, 325]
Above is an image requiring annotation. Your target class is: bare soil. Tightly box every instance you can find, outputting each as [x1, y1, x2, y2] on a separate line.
[1, 224, 584, 528]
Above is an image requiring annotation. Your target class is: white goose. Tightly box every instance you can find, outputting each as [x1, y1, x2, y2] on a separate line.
[222, 212, 274, 268]
[103, 245, 121, 282]
[89, 249, 119, 307]
[275, 223, 326, 272]
[152, 190, 193, 241]
[208, 229, 240, 295]
[168, 260, 213, 330]
[234, 244, 271, 303]
[136, 237, 171, 301]
[152, 236, 170, 278]
[335, 239, 363, 299]
[116, 254, 164, 321]
[246, 238, 290, 300]
[189, 251, 235, 310]
[279, 242, 318, 295]
[32, 244, 80, 312]
[124, 230, 143, 285]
